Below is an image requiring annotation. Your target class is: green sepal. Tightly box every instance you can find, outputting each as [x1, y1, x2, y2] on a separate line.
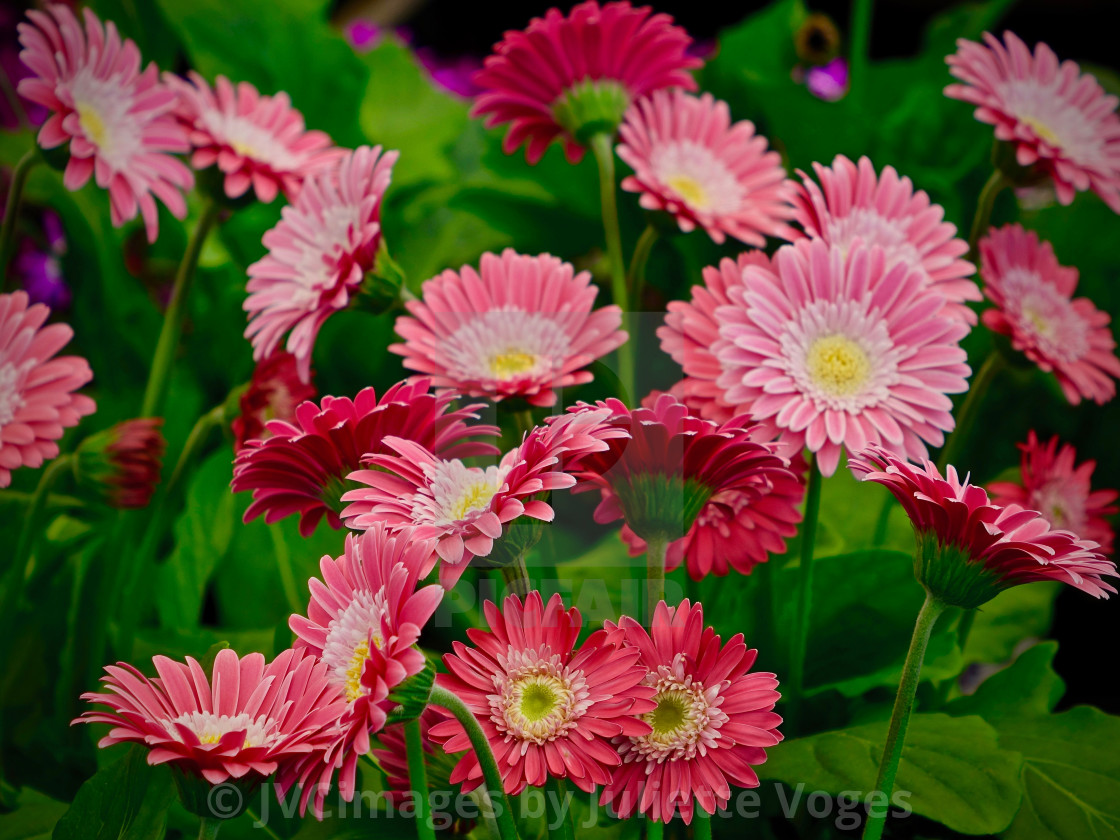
[355, 238, 408, 315]
[171, 766, 261, 820]
[385, 657, 436, 726]
[914, 530, 1004, 610]
[551, 79, 630, 146]
[613, 473, 712, 544]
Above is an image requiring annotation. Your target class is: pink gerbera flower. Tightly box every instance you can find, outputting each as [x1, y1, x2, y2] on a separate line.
[473, 0, 701, 164]
[1, 291, 95, 488]
[792, 155, 979, 323]
[617, 90, 795, 245]
[428, 592, 655, 794]
[231, 350, 317, 453]
[165, 72, 341, 203]
[391, 249, 626, 407]
[989, 431, 1117, 554]
[600, 599, 783, 824]
[76, 648, 346, 788]
[715, 239, 972, 476]
[245, 145, 398, 382]
[343, 408, 625, 588]
[980, 223, 1120, 405]
[17, 4, 194, 242]
[286, 524, 443, 813]
[74, 417, 166, 509]
[945, 31, 1120, 211]
[850, 445, 1117, 607]
[231, 379, 498, 537]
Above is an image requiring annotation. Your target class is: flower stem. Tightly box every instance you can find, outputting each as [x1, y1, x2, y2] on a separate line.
[871, 493, 893, 547]
[589, 131, 634, 401]
[645, 532, 669, 627]
[862, 593, 946, 840]
[786, 454, 822, 730]
[693, 809, 713, 840]
[1, 149, 39, 288]
[646, 819, 663, 840]
[500, 553, 533, 599]
[547, 778, 575, 840]
[429, 685, 520, 840]
[197, 817, 222, 840]
[405, 718, 437, 840]
[968, 169, 1008, 262]
[627, 223, 659, 310]
[513, 409, 536, 440]
[848, 0, 875, 102]
[140, 197, 221, 418]
[936, 351, 1005, 473]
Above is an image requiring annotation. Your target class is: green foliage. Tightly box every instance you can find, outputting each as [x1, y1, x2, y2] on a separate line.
[51, 747, 175, 840]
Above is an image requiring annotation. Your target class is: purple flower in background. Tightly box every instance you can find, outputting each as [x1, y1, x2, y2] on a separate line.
[345, 19, 384, 52]
[14, 211, 70, 310]
[343, 18, 481, 99]
[806, 57, 849, 101]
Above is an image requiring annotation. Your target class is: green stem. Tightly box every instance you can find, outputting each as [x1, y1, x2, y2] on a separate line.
[862, 593, 947, 840]
[197, 817, 222, 840]
[548, 778, 575, 840]
[405, 718, 437, 840]
[968, 169, 1009, 262]
[0, 490, 85, 510]
[693, 810, 713, 840]
[245, 808, 282, 840]
[140, 198, 221, 418]
[500, 555, 533, 599]
[787, 454, 823, 730]
[848, 0, 875, 103]
[936, 351, 1005, 473]
[270, 523, 303, 614]
[589, 132, 634, 401]
[871, 492, 893, 548]
[1, 149, 38, 288]
[513, 409, 536, 440]
[646, 819, 663, 840]
[645, 533, 669, 627]
[627, 223, 658, 310]
[429, 685, 520, 840]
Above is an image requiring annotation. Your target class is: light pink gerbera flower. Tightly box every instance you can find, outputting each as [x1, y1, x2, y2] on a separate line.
[851, 445, 1117, 607]
[428, 592, 655, 795]
[286, 524, 443, 813]
[600, 599, 783, 824]
[245, 145, 398, 382]
[165, 72, 342, 203]
[617, 90, 795, 245]
[473, 0, 701, 164]
[792, 155, 979, 323]
[980, 223, 1120, 405]
[76, 648, 346, 787]
[715, 239, 972, 477]
[1, 291, 95, 488]
[989, 431, 1117, 555]
[17, 4, 194, 242]
[231, 379, 498, 537]
[945, 31, 1120, 211]
[342, 408, 625, 588]
[391, 249, 626, 407]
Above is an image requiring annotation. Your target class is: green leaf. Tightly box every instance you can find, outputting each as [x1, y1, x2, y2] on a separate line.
[0, 791, 68, 840]
[761, 713, 1023, 835]
[948, 641, 1065, 722]
[964, 582, 1060, 664]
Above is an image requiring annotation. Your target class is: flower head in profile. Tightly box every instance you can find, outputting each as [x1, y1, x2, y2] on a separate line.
[343, 408, 624, 588]
[391, 249, 626, 407]
[245, 145, 398, 382]
[618, 90, 795, 245]
[286, 525, 443, 813]
[473, 0, 700, 163]
[17, 4, 194, 241]
[600, 599, 783, 824]
[851, 445, 1117, 608]
[715, 239, 972, 476]
[232, 350, 317, 453]
[231, 379, 498, 536]
[75, 417, 165, 509]
[428, 592, 655, 794]
[792, 155, 979, 323]
[1, 291, 95, 488]
[980, 223, 1120, 405]
[989, 431, 1117, 555]
[165, 72, 341, 203]
[945, 31, 1120, 211]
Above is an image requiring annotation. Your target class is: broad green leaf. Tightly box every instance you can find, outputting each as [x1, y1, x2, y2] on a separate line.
[948, 641, 1065, 722]
[0, 791, 68, 840]
[964, 582, 1060, 664]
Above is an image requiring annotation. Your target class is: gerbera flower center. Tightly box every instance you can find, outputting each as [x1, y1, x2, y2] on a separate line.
[807, 334, 872, 396]
[651, 141, 745, 214]
[665, 174, 710, 209]
[75, 102, 107, 148]
[167, 711, 278, 749]
[418, 458, 509, 526]
[823, 209, 924, 277]
[0, 362, 24, 425]
[322, 590, 388, 703]
[648, 689, 693, 737]
[1022, 116, 1060, 147]
[623, 658, 729, 763]
[1002, 268, 1090, 362]
[449, 476, 500, 521]
[491, 647, 591, 745]
[489, 351, 539, 380]
[212, 113, 302, 169]
[67, 69, 141, 170]
[443, 308, 571, 386]
[1033, 478, 1086, 535]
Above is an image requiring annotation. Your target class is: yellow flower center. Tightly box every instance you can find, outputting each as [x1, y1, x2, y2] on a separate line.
[230, 138, 259, 159]
[647, 689, 693, 740]
[345, 639, 371, 703]
[76, 102, 107, 148]
[518, 680, 561, 723]
[199, 733, 222, 745]
[1023, 116, 1060, 147]
[807, 334, 871, 396]
[489, 351, 537, 380]
[449, 478, 498, 521]
[665, 173, 710, 211]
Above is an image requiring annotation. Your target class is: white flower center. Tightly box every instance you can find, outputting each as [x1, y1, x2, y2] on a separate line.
[442, 308, 572, 384]
[650, 140, 745, 215]
[997, 79, 1107, 167]
[0, 362, 24, 426]
[412, 458, 509, 526]
[490, 647, 590, 745]
[822, 209, 926, 280]
[322, 590, 388, 703]
[68, 68, 142, 170]
[166, 711, 279, 749]
[1032, 477, 1086, 535]
[207, 111, 302, 170]
[1000, 267, 1089, 362]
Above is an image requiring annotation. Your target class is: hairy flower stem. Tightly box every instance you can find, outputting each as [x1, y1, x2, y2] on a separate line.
[848, 0, 875, 103]
[645, 532, 669, 627]
[500, 554, 533, 599]
[429, 685, 520, 840]
[967, 169, 1009, 262]
[140, 197, 221, 418]
[936, 351, 1005, 473]
[405, 718, 437, 840]
[863, 594, 947, 840]
[786, 454, 822, 730]
[627, 223, 659, 310]
[0, 149, 39, 288]
[548, 778, 575, 840]
[197, 817, 222, 840]
[646, 819, 664, 840]
[694, 810, 713, 840]
[590, 131, 635, 401]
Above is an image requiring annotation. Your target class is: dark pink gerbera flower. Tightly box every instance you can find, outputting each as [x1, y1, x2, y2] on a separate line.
[231, 350, 317, 453]
[75, 417, 165, 509]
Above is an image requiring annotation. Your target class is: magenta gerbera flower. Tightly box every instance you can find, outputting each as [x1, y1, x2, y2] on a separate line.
[617, 90, 795, 245]
[390, 249, 626, 407]
[165, 72, 342, 203]
[1, 291, 95, 488]
[74, 417, 165, 509]
[245, 145, 398, 382]
[231, 379, 499, 537]
[980, 223, 1120, 405]
[343, 408, 624, 588]
[850, 445, 1117, 607]
[231, 350, 317, 453]
[17, 4, 194, 242]
[715, 239, 972, 476]
[792, 155, 979, 323]
[428, 591, 655, 795]
[989, 431, 1117, 555]
[599, 599, 783, 824]
[77, 648, 346, 788]
[286, 524, 443, 812]
[473, 0, 701, 164]
[945, 31, 1120, 211]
